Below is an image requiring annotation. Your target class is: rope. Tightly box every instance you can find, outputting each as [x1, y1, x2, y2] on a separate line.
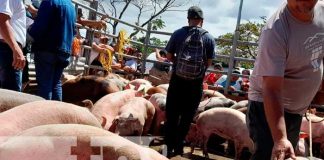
[99, 49, 113, 72]
[306, 110, 313, 158]
[115, 29, 129, 61]
[305, 104, 324, 159]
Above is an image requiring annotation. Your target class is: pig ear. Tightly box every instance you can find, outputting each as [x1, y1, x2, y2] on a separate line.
[81, 99, 94, 110]
[136, 88, 145, 97]
[101, 116, 107, 128]
[112, 116, 120, 124]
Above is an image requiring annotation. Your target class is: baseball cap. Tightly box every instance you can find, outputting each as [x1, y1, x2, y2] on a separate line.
[233, 69, 241, 74]
[214, 63, 223, 70]
[187, 6, 204, 19]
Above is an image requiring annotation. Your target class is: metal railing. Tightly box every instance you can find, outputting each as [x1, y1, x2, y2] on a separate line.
[72, 0, 257, 95]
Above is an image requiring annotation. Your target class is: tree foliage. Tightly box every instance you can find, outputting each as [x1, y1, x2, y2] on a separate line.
[133, 36, 168, 55]
[98, 0, 189, 37]
[216, 17, 266, 68]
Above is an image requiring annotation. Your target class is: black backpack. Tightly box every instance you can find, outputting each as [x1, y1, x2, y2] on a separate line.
[175, 27, 208, 80]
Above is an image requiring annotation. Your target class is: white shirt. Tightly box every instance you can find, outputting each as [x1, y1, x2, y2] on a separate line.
[125, 59, 137, 70]
[0, 0, 26, 47]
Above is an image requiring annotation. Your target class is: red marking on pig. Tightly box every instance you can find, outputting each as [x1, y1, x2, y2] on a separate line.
[71, 136, 101, 160]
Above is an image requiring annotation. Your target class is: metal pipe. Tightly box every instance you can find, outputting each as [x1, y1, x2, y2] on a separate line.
[224, 0, 244, 94]
[141, 23, 152, 75]
[72, 0, 148, 32]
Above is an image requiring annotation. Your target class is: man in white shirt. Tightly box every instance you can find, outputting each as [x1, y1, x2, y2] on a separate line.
[0, 0, 26, 91]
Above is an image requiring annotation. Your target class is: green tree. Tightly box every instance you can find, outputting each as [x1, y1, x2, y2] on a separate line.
[217, 17, 266, 68]
[97, 0, 190, 36]
[134, 36, 167, 55]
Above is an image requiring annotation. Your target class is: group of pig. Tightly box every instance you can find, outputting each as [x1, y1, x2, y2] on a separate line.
[0, 75, 169, 160]
[0, 74, 323, 160]
[188, 89, 324, 159]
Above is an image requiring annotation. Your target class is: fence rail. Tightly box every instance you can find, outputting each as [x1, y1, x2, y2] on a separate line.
[72, 0, 257, 95]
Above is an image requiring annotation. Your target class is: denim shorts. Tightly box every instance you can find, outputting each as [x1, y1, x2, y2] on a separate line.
[246, 100, 302, 160]
[0, 42, 22, 91]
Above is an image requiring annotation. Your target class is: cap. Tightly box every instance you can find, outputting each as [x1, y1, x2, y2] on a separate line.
[214, 63, 223, 70]
[233, 69, 241, 74]
[187, 6, 204, 19]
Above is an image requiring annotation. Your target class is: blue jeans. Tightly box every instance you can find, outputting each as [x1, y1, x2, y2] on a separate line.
[246, 100, 302, 160]
[0, 42, 22, 91]
[34, 50, 69, 100]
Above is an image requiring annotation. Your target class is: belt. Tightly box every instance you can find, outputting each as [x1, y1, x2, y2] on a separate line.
[0, 39, 22, 49]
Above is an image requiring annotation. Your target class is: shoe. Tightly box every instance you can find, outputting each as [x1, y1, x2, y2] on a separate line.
[166, 151, 174, 158]
[166, 148, 174, 158]
[173, 148, 184, 156]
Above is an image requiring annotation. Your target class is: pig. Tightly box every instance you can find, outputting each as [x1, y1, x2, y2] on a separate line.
[237, 107, 248, 114]
[60, 73, 80, 84]
[157, 84, 169, 92]
[195, 97, 237, 117]
[0, 124, 169, 160]
[107, 78, 127, 90]
[91, 89, 143, 131]
[230, 100, 248, 110]
[0, 100, 101, 142]
[189, 107, 254, 159]
[114, 97, 155, 136]
[105, 73, 129, 90]
[0, 89, 44, 113]
[202, 89, 226, 100]
[146, 87, 167, 96]
[295, 132, 309, 157]
[300, 113, 324, 158]
[128, 79, 152, 88]
[300, 113, 324, 143]
[62, 75, 120, 106]
[149, 93, 167, 136]
[287, 157, 321, 160]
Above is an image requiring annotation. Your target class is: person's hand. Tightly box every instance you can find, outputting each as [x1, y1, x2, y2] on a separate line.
[228, 86, 236, 91]
[12, 46, 25, 70]
[100, 14, 109, 20]
[271, 139, 296, 160]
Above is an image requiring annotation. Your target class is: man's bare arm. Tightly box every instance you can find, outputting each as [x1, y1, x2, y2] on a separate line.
[0, 13, 25, 70]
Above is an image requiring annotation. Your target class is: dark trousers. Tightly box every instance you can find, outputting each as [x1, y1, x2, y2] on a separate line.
[0, 42, 22, 91]
[164, 73, 203, 152]
[22, 45, 30, 83]
[246, 100, 303, 160]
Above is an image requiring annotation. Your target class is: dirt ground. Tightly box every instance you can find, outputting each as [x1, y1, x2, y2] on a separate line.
[169, 147, 233, 160]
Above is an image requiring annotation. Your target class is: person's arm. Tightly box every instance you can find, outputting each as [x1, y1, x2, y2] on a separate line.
[155, 48, 167, 62]
[206, 59, 212, 67]
[0, 13, 25, 70]
[205, 33, 216, 68]
[166, 52, 174, 62]
[263, 76, 296, 160]
[77, 18, 106, 30]
[26, 4, 38, 18]
[165, 31, 177, 62]
[92, 42, 105, 53]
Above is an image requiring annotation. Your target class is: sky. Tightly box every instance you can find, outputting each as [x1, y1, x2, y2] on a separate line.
[71, 0, 285, 41]
[97, 0, 285, 41]
[157, 0, 284, 40]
